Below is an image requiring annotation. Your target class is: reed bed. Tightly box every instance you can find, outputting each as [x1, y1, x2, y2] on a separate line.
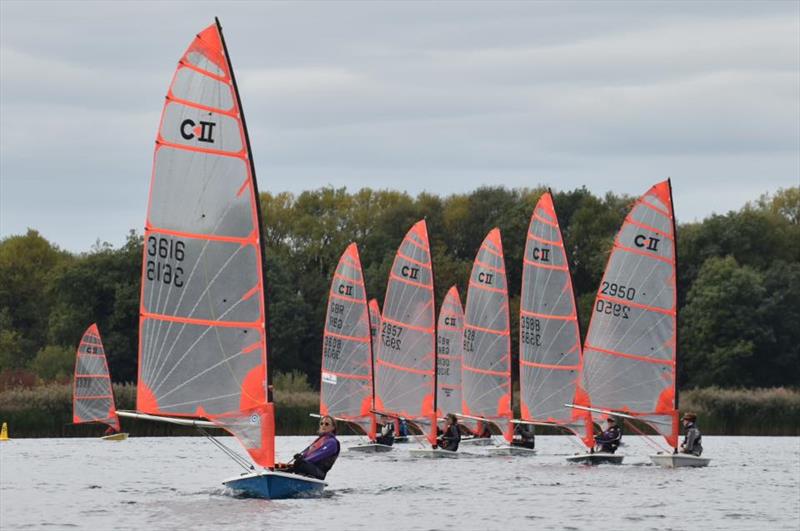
[1, 384, 797, 437]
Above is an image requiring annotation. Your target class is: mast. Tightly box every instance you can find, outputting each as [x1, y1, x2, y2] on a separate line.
[429, 223, 438, 424]
[668, 178, 679, 450]
[215, 17, 273, 403]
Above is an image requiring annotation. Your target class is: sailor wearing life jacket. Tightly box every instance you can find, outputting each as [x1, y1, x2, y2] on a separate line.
[594, 417, 622, 453]
[437, 413, 461, 451]
[680, 412, 703, 456]
[277, 414, 340, 479]
[375, 416, 395, 446]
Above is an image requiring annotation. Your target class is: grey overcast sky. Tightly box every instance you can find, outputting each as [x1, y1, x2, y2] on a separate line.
[1, 1, 798, 252]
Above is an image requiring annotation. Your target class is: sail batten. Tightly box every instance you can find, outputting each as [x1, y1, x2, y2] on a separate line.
[137, 20, 273, 468]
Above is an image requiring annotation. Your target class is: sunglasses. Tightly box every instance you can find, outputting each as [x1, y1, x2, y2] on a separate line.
[319, 421, 332, 426]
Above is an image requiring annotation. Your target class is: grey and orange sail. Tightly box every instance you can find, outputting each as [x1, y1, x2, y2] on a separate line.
[373, 220, 438, 446]
[581, 180, 679, 448]
[462, 228, 514, 443]
[436, 286, 464, 420]
[320, 243, 376, 440]
[72, 324, 121, 432]
[519, 192, 593, 448]
[136, 21, 274, 468]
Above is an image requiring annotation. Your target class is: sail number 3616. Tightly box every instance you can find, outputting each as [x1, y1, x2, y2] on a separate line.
[146, 236, 185, 287]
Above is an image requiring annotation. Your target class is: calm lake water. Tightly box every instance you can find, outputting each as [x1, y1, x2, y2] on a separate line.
[1, 435, 798, 530]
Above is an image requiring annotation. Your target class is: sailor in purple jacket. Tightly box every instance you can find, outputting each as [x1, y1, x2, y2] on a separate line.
[276, 414, 340, 480]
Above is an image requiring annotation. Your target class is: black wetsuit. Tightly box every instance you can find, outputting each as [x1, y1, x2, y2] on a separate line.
[511, 424, 535, 449]
[437, 424, 461, 452]
[375, 423, 395, 446]
[594, 425, 622, 453]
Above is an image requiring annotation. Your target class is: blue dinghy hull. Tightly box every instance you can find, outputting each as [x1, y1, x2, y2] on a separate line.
[223, 470, 327, 499]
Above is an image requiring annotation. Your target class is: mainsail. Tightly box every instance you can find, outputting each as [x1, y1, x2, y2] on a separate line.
[462, 228, 513, 442]
[436, 286, 464, 419]
[320, 243, 375, 439]
[373, 220, 438, 445]
[519, 192, 592, 447]
[72, 324, 120, 431]
[581, 179, 679, 448]
[137, 20, 273, 467]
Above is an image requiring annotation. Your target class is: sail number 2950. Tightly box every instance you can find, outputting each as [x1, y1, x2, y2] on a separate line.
[146, 236, 185, 287]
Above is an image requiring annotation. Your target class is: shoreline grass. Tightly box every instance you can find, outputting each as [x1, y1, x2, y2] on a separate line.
[0, 384, 797, 438]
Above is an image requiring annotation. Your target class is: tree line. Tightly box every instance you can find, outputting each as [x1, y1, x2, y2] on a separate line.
[1, 186, 797, 391]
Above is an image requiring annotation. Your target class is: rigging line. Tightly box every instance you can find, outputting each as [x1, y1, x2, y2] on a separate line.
[622, 420, 671, 453]
[199, 427, 253, 471]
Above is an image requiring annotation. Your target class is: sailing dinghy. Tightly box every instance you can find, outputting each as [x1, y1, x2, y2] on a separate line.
[72, 324, 128, 441]
[117, 19, 326, 498]
[318, 244, 389, 453]
[516, 192, 596, 457]
[570, 180, 706, 467]
[436, 286, 490, 449]
[371, 221, 450, 458]
[459, 229, 515, 456]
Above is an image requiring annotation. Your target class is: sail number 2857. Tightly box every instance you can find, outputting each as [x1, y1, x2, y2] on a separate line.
[146, 236, 185, 288]
[382, 323, 403, 350]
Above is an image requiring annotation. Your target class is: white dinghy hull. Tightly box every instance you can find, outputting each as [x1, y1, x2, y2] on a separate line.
[347, 443, 393, 453]
[459, 436, 494, 447]
[408, 448, 464, 459]
[485, 445, 537, 456]
[566, 452, 624, 465]
[649, 453, 710, 468]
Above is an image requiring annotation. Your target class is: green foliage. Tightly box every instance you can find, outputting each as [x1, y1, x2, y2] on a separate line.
[0, 185, 797, 393]
[28, 345, 74, 382]
[273, 370, 313, 394]
[680, 256, 800, 388]
[0, 230, 71, 368]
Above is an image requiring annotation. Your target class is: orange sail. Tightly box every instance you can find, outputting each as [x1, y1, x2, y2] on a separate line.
[72, 324, 120, 432]
[137, 20, 273, 467]
[581, 179, 679, 448]
[320, 243, 376, 440]
[373, 220, 438, 446]
[462, 228, 513, 443]
[519, 192, 593, 448]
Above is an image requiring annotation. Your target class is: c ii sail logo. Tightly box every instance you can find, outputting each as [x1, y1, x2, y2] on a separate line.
[532, 247, 551, 262]
[180, 119, 216, 143]
[337, 283, 354, 296]
[401, 265, 419, 280]
[444, 316, 457, 327]
[634, 234, 660, 252]
[478, 271, 494, 285]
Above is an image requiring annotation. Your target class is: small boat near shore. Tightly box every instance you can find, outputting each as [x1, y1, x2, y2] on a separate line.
[72, 324, 128, 441]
